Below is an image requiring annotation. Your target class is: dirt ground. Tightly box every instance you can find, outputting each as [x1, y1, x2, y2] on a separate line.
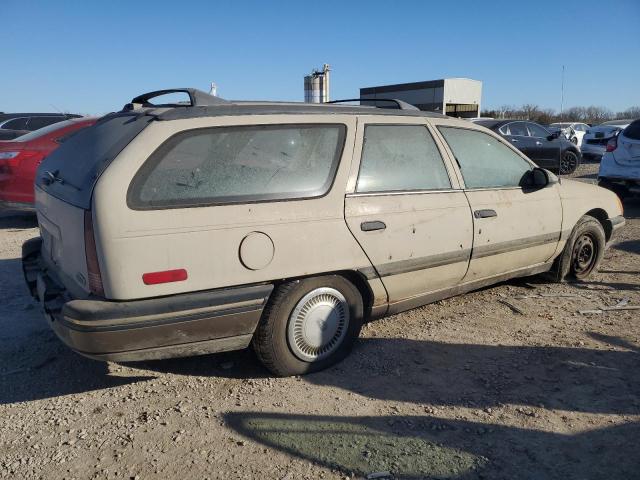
[1, 161, 639, 480]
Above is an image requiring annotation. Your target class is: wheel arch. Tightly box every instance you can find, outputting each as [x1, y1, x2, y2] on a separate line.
[584, 208, 612, 240]
[268, 270, 375, 320]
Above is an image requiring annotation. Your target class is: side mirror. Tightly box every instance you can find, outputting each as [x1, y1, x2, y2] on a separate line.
[521, 167, 558, 189]
[547, 132, 560, 141]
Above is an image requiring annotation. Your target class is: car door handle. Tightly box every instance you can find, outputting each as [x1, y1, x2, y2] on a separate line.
[360, 221, 386, 232]
[511, 138, 519, 143]
[474, 209, 497, 219]
[536, 141, 543, 145]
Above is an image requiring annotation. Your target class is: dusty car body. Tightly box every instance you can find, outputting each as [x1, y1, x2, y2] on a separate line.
[23, 89, 625, 376]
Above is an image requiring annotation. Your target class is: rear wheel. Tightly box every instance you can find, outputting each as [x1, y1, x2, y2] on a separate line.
[559, 150, 579, 175]
[547, 215, 605, 282]
[252, 275, 363, 376]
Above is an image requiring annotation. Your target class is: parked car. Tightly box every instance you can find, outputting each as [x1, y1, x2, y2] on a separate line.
[548, 122, 590, 145]
[598, 118, 640, 198]
[0, 117, 97, 210]
[474, 120, 582, 174]
[22, 88, 624, 376]
[582, 120, 633, 160]
[0, 113, 81, 141]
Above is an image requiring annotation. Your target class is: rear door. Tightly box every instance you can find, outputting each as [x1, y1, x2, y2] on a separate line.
[526, 122, 561, 169]
[344, 116, 473, 310]
[436, 122, 562, 281]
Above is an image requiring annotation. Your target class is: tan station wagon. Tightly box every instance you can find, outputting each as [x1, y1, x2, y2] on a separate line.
[22, 88, 625, 376]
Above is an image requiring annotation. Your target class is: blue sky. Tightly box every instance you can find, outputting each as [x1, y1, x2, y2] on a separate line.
[1, 0, 639, 115]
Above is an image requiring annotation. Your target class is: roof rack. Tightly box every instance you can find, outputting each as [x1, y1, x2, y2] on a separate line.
[327, 98, 419, 111]
[123, 88, 230, 111]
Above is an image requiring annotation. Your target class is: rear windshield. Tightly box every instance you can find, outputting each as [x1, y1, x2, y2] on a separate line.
[623, 120, 640, 140]
[36, 113, 152, 209]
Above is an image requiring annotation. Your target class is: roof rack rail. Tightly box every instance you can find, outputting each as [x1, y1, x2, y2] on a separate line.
[326, 98, 419, 111]
[123, 88, 230, 111]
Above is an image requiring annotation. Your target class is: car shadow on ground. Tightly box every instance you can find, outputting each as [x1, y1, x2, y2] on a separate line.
[224, 411, 640, 480]
[0, 211, 37, 230]
[0, 330, 155, 405]
[140, 335, 640, 416]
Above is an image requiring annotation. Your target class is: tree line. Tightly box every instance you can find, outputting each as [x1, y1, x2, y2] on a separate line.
[480, 105, 640, 125]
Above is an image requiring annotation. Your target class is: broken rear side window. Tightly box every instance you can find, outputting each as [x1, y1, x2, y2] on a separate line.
[127, 124, 346, 209]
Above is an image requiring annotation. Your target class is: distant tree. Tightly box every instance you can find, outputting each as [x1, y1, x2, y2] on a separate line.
[480, 103, 637, 125]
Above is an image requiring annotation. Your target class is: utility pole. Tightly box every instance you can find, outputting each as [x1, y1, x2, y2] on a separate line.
[560, 65, 565, 119]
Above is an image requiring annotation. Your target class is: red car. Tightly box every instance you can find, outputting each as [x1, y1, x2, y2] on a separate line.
[0, 117, 97, 210]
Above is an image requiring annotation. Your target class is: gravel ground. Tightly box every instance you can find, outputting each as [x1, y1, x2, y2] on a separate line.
[1, 161, 639, 480]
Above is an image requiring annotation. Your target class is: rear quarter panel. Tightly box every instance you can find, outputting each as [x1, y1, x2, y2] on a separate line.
[92, 114, 383, 302]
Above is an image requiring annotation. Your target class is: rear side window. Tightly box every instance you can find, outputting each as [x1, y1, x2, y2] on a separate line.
[128, 124, 346, 209]
[439, 127, 532, 189]
[27, 116, 63, 130]
[356, 125, 451, 193]
[623, 120, 640, 140]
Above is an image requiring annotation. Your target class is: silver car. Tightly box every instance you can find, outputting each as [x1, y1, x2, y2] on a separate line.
[582, 120, 633, 160]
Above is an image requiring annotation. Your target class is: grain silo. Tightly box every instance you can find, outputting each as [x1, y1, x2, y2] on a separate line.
[304, 64, 330, 103]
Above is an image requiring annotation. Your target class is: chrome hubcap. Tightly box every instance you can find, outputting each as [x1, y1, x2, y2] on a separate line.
[287, 287, 349, 362]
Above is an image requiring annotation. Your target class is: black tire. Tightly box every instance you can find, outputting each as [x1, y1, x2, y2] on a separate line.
[252, 275, 364, 376]
[559, 150, 579, 175]
[547, 215, 606, 282]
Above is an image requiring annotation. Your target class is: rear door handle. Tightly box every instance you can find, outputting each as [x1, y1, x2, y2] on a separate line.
[511, 138, 519, 143]
[474, 209, 497, 219]
[361, 220, 386, 232]
[536, 141, 543, 145]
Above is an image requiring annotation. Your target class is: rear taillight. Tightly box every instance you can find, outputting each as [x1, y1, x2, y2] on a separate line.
[606, 136, 618, 152]
[0, 150, 38, 172]
[84, 210, 104, 297]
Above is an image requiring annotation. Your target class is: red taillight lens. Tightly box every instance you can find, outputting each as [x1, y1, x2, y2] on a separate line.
[142, 269, 188, 285]
[0, 150, 37, 172]
[84, 210, 105, 296]
[606, 136, 618, 152]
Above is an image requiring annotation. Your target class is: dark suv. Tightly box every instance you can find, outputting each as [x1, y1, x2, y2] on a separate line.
[474, 119, 582, 174]
[0, 113, 81, 140]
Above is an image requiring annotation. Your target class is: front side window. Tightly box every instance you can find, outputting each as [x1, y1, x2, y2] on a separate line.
[128, 124, 345, 209]
[527, 123, 550, 138]
[356, 125, 451, 193]
[438, 127, 532, 189]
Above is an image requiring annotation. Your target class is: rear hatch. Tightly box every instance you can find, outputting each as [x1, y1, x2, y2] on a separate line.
[613, 121, 640, 166]
[34, 112, 152, 297]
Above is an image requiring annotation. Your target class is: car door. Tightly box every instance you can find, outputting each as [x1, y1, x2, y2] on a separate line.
[501, 121, 536, 159]
[344, 116, 473, 311]
[436, 122, 562, 281]
[526, 122, 561, 169]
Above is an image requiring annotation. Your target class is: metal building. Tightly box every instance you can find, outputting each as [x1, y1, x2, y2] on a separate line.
[360, 78, 482, 118]
[304, 64, 331, 103]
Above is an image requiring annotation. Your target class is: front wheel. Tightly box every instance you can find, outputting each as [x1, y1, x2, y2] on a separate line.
[252, 275, 364, 376]
[559, 150, 579, 175]
[547, 215, 605, 282]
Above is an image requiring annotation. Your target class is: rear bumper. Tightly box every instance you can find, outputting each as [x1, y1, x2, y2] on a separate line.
[22, 238, 273, 361]
[581, 143, 606, 158]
